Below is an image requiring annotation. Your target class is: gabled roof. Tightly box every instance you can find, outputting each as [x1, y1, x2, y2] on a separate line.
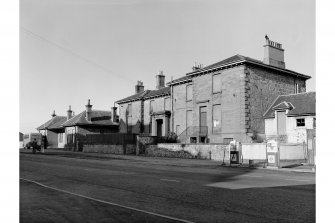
[36, 116, 67, 130]
[167, 54, 311, 86]
[263, 92, 316, 119]
[62, 110, 118, 127]
[143, 86, 170, 99]
[116, 87, 171, 104]
[115, 90, 150, 104]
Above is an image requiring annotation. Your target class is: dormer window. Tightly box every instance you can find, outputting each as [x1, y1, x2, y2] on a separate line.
[296, 118, 305, 127]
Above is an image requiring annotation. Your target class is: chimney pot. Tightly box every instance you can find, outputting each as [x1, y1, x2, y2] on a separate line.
[51, 110, 56, 117]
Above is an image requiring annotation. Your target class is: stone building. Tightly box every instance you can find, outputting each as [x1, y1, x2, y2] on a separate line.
[116, 72, 171, 136]
[167, 36, 311, 143]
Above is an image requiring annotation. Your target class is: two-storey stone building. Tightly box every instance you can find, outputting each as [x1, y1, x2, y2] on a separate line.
[116, 72, 171, 137]
[167, 36, 311, 143]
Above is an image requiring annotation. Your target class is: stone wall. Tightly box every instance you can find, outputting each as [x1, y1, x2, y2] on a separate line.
[144, 143, 230, 161]
[83, 144, 136, 154]
[246, 65, 306, 136]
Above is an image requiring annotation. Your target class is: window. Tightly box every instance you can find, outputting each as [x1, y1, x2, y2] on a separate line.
[127, 104, 132, 133]
[213, 104, 221, 133]
[186, 85, 193, 101]
[59, 133, 63, 143]
[295, 83, 299, 94]
[186, 110, 193, 134]
[296, 118, 305, 127]
[149, 100, 154, 113]
[213, 74, 221, 93]
[313, 118, 316, 128]
[127, 104, 132, 116]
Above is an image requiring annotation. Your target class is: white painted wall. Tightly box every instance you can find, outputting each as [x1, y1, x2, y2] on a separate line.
[265, 112, 315, 143]
[242, 143, 267, 160]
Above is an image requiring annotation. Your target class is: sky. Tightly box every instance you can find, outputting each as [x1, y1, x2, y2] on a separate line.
[20, 0, 315, 133]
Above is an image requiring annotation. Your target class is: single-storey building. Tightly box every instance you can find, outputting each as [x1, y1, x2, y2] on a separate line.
[263, 91, 316, 143]
[37, 110, 68, 148]
[61, 100, 119, 151]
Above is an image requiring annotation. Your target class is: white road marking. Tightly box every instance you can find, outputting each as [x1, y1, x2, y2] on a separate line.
[20, 178, 193, 223]
[285, 178, 311, 182]
[160, 178, 180, 182]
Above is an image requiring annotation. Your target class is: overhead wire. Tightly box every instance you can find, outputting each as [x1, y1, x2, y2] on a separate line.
[20, 26, 134, 83]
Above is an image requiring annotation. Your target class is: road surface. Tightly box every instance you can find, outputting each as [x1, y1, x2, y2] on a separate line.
[20, 150, 315, 223]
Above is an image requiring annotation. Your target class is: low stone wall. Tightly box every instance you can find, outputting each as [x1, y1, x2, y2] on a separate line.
[145, 143, 229, 161]
[83, 144, 136, 155]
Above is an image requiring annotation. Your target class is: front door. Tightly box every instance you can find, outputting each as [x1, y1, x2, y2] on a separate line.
[156, 119, 163, 137]
[200, 106, 207, 135]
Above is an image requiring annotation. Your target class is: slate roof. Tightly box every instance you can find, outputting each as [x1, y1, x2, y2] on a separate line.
[36, 116, 67, 130]
[143, 86, 170, 99]
[263, 92, 316, 119]
[115, 90, 150, 104]
[167, 54, 311, 86]
[62, 110, 118, 127]
[116, 87, 171, 104]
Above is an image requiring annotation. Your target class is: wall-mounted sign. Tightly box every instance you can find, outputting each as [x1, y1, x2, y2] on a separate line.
[268, 155, 275, 164]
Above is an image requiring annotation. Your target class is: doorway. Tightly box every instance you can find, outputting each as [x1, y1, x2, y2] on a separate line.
[156, 119, 163, 137]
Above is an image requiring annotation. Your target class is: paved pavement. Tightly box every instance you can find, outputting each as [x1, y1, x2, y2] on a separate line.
[20, 149, 315, 222]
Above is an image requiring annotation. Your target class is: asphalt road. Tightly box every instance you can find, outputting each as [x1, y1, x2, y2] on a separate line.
[20, 150, 315, 223]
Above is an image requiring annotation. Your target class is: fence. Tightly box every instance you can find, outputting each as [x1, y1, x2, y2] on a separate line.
[82, 133, 137, 145]
[279, 143, 307, 166]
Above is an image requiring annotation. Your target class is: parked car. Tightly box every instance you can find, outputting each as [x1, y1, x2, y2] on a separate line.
[23, 133, 42, 153]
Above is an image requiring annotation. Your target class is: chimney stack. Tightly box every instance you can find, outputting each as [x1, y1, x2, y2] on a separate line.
[85, 99, 92, 122]
[156, 71, 165, 89]
[135, 81, 144, 94]
[67, 105, 73, 120]
[263, 35, 285, 69]
[192, 62, 203, 71]
[51, 110, 56, 118]
[111, 106, 118, 123]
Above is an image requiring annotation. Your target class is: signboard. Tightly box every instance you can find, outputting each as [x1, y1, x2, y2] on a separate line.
[230, 151, 239, 164]
[267, 140, 278, 153]
[268, 155, 275, 164]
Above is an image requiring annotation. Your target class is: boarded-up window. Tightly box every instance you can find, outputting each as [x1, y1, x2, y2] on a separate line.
[213, 104, 221, 133]
[213, 74, 221, 93]
[186, 110, 193, 134]
[186, 85, 193, 101]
